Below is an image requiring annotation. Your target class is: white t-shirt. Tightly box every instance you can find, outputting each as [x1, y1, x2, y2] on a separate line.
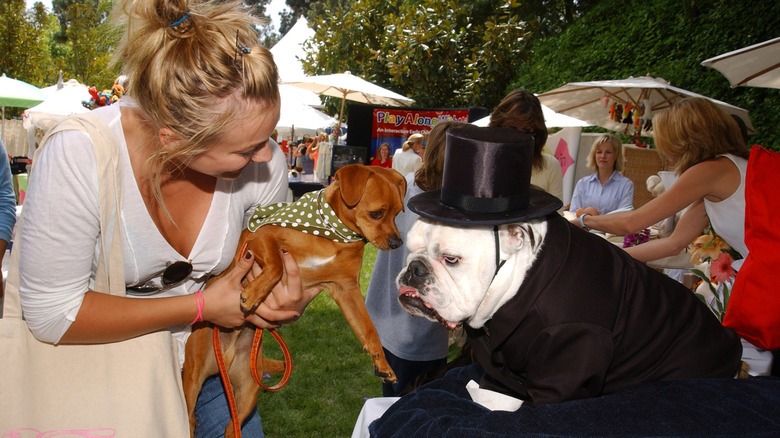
[18, 101, 287, 364]
[391, 148, 422, 177]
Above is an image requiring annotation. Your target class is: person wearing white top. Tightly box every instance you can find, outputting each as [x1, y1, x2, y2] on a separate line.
[16, 1, 320, 436]
[392, 133, 424, 176]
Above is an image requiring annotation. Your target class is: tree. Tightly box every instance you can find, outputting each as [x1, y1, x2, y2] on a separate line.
[511, 0, 780, 150]
[62, 0, 119, 88]
[0, 0, 51, 85]
[304, 0, 538, 109]
[279, 0, 317, 35]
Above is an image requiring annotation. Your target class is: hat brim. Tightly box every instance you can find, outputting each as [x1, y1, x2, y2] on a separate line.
[408, 188, 563, 226]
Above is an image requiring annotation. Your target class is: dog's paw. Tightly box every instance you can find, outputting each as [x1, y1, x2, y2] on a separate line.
[374, 365, 397, 384]
[239, 291, 260, 315]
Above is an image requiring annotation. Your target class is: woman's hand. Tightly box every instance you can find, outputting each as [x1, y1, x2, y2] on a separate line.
[575, 207, 600, 218]
[200, 251, 258, 328]
[245, 250, 321, 329]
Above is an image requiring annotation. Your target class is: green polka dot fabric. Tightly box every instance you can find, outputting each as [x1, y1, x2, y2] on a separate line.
[247, 190, 363, 243]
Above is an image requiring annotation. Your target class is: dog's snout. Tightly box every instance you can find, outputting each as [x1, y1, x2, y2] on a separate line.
[387, 237, 403, 249]
[409, 259, 428, 278]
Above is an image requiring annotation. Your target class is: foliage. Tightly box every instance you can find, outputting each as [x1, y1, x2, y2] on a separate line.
[511, 0, 780, 151]
[304, 0, 547, 110]
[63, 0, 117, 87]
[257, 244, 381, 437]
[0, 0, 51, 85]
[279, 0, 317, 35]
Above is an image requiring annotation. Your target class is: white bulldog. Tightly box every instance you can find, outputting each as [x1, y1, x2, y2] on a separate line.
[397, 217, 547, 330]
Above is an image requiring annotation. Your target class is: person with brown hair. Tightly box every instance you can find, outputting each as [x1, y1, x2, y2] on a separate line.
[371, 142, 393, 168]
[365, 120, 468, 397]
[489, 88, 563, 201]
[575, 97, 749, 265]
[16, 0, 319, 435]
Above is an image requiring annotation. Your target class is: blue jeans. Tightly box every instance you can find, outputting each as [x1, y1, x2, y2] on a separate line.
[193, 375, 264, 437]
[382, 348, 447, 397]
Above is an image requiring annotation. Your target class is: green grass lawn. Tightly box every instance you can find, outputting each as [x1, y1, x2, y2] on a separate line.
[256, 244, 383, 437]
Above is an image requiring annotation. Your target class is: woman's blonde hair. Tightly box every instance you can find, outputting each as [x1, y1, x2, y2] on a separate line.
[586, 133, 624, 173]
[112, 0, 279, 207]
[414, 121, 468, 191]
[654, 97, 749, 175]
[402, 133, 424, 152]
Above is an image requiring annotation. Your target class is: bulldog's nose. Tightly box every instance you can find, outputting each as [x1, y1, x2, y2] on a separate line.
[387, 237, 403, 249]
[409, 259, 428, 278]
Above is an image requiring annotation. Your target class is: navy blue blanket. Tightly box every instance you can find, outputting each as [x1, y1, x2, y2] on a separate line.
[369, 363, 780, 437]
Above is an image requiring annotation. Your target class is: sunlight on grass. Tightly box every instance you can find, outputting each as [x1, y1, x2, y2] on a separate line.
[257, 244, 382, 437]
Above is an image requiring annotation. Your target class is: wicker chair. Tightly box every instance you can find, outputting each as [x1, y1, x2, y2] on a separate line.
[622, 145, 673, 209]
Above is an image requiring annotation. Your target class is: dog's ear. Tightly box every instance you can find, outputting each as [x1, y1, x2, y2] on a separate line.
[502, 224, 532, 254]
[335, 164, 372, 207]
[386, 168, 407, 210]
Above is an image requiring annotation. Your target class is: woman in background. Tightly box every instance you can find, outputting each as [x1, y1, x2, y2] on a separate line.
[371, 142, 393, 168]
[569, 133, 634, 217]
[392, 133, 424, 176]
[576, 98, 748, 266]
[366, 121, 468, 396]
[489, 89, 563, 201]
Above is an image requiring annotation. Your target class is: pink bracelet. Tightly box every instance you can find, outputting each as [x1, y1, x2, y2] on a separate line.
[190, 290, 204, 325]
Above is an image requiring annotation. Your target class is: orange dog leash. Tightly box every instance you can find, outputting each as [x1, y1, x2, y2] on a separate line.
[212, 326, 292, 437]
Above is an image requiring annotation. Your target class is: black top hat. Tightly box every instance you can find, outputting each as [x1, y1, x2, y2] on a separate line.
[408, 126, 562, 225]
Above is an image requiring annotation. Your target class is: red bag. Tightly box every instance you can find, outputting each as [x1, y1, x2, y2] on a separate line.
[723, 146, 780, 350]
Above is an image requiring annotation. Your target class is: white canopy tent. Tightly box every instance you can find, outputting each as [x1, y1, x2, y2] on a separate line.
[276, 87, 338, 139]
[270, 17, 322, 108]
[24, 79, 91, 132]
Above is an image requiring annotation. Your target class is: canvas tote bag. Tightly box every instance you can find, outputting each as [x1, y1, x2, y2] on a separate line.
[0, 113, 190, 437]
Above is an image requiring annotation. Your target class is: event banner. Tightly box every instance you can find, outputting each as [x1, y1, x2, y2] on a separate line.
[371, 108, 469, 157]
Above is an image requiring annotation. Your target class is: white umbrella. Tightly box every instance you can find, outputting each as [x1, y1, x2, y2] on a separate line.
[276, 97, 337, 139]
[284, 71, 414, 133]
[24, 78, 91, 131]
[538, 75, 754, 136]
[0, 73, 46, 144]
[701, 37, 780, 89]
[472, 104, 592, 128]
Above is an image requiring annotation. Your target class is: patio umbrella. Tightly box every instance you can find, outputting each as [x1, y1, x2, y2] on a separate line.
[0, 73, 46, 144]
[283, 71, 414, 134]
[472, 104, 592, 128]
[537, 75, 754, 137]
[701, 37, 780, 89]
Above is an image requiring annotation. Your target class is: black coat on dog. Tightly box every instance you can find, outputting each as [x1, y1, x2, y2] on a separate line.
[465, 214, 742, 406]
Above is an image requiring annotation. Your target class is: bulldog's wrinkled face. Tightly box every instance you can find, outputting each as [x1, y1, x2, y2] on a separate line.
[396, 218, 546, 329]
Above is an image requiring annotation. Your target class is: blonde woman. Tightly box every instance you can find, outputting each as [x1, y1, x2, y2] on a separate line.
[392, 133, 424, 176]
[16, 0, 319, 435]
[576, 98, 750, 266]
[569, 133, 634, 216]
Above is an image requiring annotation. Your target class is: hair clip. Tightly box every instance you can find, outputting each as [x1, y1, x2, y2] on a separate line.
[234, 30, 251, 64]
[169, 10, 190, 28]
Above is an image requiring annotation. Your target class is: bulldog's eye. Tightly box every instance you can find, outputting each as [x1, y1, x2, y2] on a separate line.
[369, 210, 384, 220]
[443, 256, 459, 265]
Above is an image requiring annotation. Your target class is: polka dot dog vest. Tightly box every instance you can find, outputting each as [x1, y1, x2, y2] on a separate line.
[247, 190, 364, 243]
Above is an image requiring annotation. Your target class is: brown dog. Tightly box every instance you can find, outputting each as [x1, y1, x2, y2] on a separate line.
[182, 164, 405, 436]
